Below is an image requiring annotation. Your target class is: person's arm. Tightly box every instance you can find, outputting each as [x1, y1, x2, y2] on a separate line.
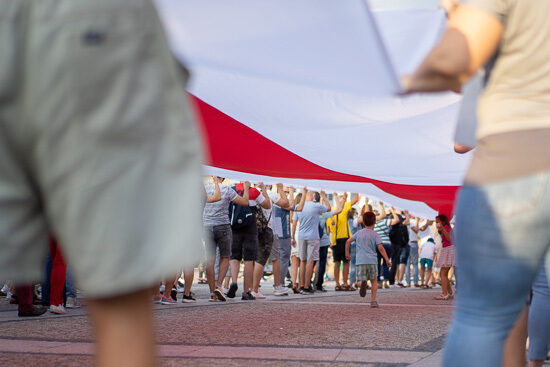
[454, 143, 474, 154]
[350, 193, 359, 206]
[320, 191, 331, 212]
[377, 244, 392, 269]
[419, 219, 434, 231]
[345, 237, 353, 261]
[390, 207, 400, 225]
[411, 217, 419, 234]
[291, 219, 298, 248]
[232, 181, 251, 206]
[440, 225, 452, 241]
[275, 183, 289, 208]
[376, 202, 387, 222]
[206, 176, 222, 203]
[332, 192, 344, 215]
[285, 187, 296, 210]
[258, 182, 271, 209]
[402, 4, 504, 93]
[403, 210, 411, 226]
[295, 187, 307, 212]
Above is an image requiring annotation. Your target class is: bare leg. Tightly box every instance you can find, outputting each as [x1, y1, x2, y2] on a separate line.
[165, 276, 178, 298]
[206, 260, 216, 293]
[440, 267, 450, 296]
[223, 277, 230, 289]
[216, 257, 229, 287]
[503, 305, 528, 367]
[183, 268, 194, 296]
[398, 264, 406, 283]
[243, 260, 254, 293]
[230, 259, 240, 283]
[334, 261, 341, 286]
[419, 266, 425, 285]
[290, 255, 300, 286]
[87, 289, 155, 367]
[342, 262, 350, 286]
[426, 268, 433, 286]
[304, 260, 315, 289]
[252, 262, 264, 293]
[299, 260, 307, 288]
[371, 279, 378, 302]
[272, 259, 281, 287]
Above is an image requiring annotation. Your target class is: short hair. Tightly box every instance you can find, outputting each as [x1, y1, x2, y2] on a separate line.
[363, 211, 376, 227]
[313, 192, 320, 202]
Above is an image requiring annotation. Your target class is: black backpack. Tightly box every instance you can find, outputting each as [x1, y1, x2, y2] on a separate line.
[255, 205, 272, 233]
[228, 185, 255, 229]
[389, 222, 409, 247]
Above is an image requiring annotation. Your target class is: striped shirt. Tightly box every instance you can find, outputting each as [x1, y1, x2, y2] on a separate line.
[373, 216, 391, 245]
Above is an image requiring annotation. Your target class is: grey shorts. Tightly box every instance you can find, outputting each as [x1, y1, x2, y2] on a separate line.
[270, 235, 280, 261]
[0, 0, 204, 298]
[205, 224, 232, 259]
[299, 239, 320, 261]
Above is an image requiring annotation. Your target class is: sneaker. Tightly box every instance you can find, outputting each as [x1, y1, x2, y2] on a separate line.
[414, 283, 421, 288]
[370, 301, 379, 308]
[209, 294, 218, 302]
[227, 282, 238, 299]
[359, 280, 368, 298]
[214, 287, 227, 302]
[49, 304, 67, 314]
[65, 297, 80, 309]
[19, 305, 47, 317]
[241, 292, 256, 301]
[383, 281, 390, 289]
[398, 282, 406, 288]
[274, 286, 289, 296]
[221, 286, 229, 294]
[251, 291, 266, 299]
[153, 295, 163, 304]
[161, 296, 177, 305]
[315, 287, 328, 293]
[301, 287, 315, 295]
[171, 287, 178, 301]
[182, 294, 196, 303]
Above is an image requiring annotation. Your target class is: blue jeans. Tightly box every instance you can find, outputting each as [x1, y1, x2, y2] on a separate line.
[528, 265, 550, 361]
[405, 243, 419, 284]
[443, 171, 550, 367]
[41, 253, 52, 306]
[377, 243, 392, 281]
[349, 243, 357, 284]
[65, 268, 77, 299]
[315, 246, 329, 289]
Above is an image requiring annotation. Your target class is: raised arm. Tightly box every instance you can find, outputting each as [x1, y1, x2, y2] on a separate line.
[286, 187, 296, 210]
[258, 182, 271, 210]
[295, 187, 307, 212]
[390, 207, 400, 226]
[231, 181, 251, 207]
[320, 191, 331, 212]
[402, 210, 411, 226]
[275, 183, 289, 208]
[376, 202, 387, 222]
[350, 193, 359, 206]
[332, 192, 344, 215]
[403, 4, 504, 93]
[206, 176, 222, 203]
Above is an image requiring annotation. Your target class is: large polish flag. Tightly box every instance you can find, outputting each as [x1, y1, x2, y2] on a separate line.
[155, 0, 471, 218]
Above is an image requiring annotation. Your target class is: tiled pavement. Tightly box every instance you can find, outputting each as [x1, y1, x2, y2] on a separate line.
[0, 280, 454, 366]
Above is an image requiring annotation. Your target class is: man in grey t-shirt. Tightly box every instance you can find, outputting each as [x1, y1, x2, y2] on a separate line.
[203, 177, 250, 301]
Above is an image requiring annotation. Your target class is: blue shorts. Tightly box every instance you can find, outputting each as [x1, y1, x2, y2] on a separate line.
[419, 258, 433, 269]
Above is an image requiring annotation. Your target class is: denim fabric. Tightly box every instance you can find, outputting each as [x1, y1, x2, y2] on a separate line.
[278, 238, 292, 286]
[528, 265, 550, 361]
[399, 245, 410, 265]
[65, 268, 77, 299]
[405, 243, 419, 284]
[315, 246, 329, 289]
[377, 244, 392, 281]
[41, 253, 52, 306]
[443, 171, 550, 367]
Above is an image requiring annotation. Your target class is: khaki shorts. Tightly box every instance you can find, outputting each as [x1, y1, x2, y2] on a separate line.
[299, 239, 320, 261]
[0, 0, 203, 298]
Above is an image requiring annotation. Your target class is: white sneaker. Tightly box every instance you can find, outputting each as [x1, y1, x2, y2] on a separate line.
[221, 286, 229, 294]
[250, 291, 266, 299]
[1, 284, 9, 294]
[49, 304, 67, 314]
[273, 286, 289, 296]
[65, 297, 80, 309]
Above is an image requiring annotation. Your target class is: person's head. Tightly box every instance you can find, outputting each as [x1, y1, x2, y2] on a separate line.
[348, 207, 357, 219]
[215, 176, 226, 183]
[313, 192, 321, 203]
[362, 211, 376, 227]
[436, 214, 450, 227]
[306, 191, 315, 201]
[295, 193, 303, 204]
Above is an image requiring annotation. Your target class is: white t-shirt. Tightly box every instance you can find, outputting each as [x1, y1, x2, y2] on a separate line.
[420, 241, 437, 260]
[262, 191, 281, 231]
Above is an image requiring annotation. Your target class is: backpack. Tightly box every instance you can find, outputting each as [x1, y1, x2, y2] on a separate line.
[389, 222, 409, 247]
[255, 205, 272, 233]
[228, 185, 255, 229]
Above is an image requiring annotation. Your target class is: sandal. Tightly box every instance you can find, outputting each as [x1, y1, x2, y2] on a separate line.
[434, 294, 450, 300]
[335, 285, 343, 291]
[343, 284, 356, 291]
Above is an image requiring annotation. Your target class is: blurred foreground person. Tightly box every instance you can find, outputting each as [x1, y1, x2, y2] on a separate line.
[0, 1, 203, 366]
[405, 0, 550, 365]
